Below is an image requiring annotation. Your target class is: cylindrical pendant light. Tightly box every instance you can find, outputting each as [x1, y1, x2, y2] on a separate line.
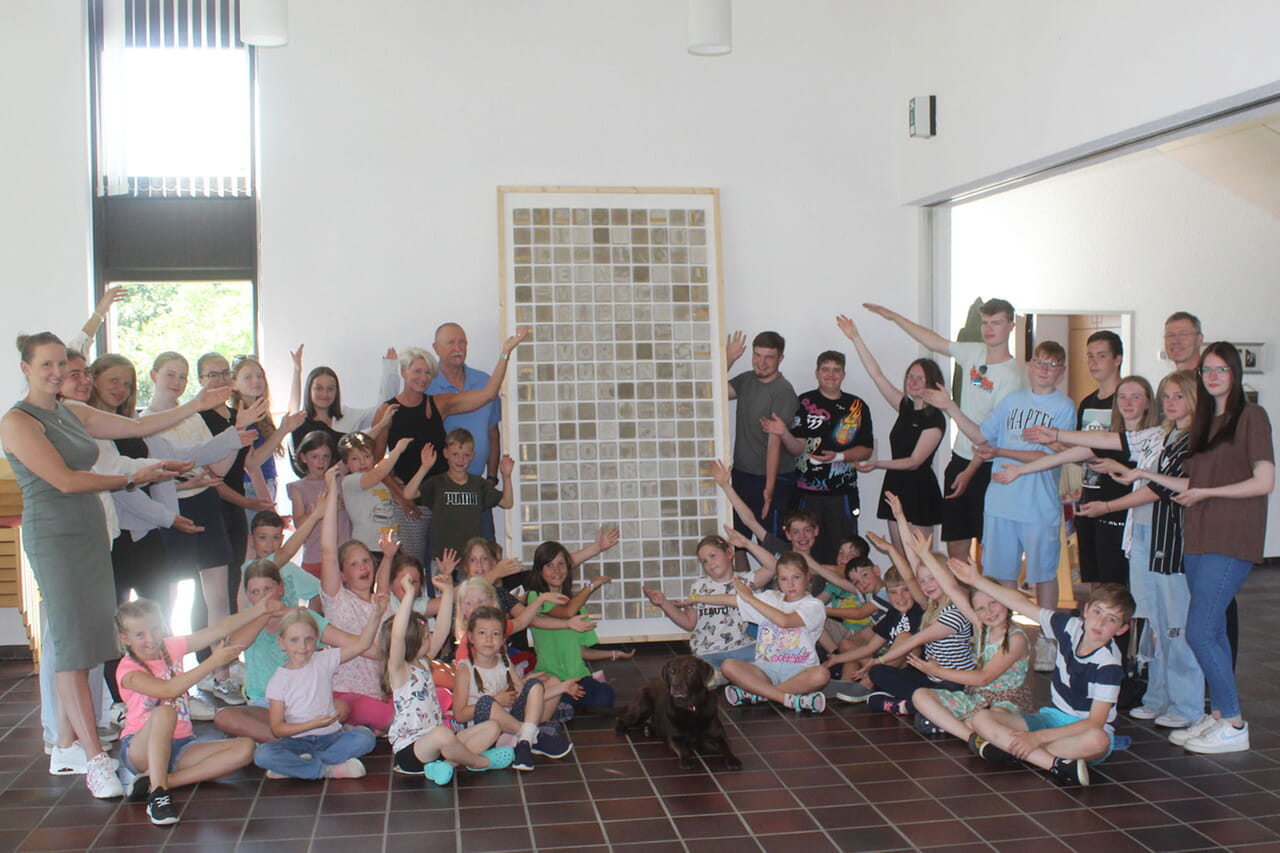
[688, 0, 732, 56]
[240, 0, 289, 47]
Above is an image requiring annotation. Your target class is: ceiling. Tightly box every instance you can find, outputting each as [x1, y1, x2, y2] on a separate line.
[1155, 112, 1280, 218]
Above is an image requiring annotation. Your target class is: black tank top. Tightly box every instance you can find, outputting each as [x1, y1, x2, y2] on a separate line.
[386, 395, 447, 483]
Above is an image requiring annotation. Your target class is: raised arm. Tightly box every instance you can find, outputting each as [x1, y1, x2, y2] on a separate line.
[319, 465, 345, 597]
[865, 530, 926, 607]
[904, 528, 979, 626]
[0, 411, 173, 495]
[906, 629, 1029, 687]
[187, 597, 282, 653]
[992, 445, 1094, 485]
[947, 558, 1041, 621]
[919, 386, 987, 449]
[385, 577, 416, 688]
[760, 413, 807, 458]
[73, 285, 126, 355]
[722, 525, 777, 587]
[711, 459, 767, 541]
[288, 345, 304, 413]
[246, 410, 306, 469]
[426, 576, 453, 658]
[734, 577, 806, 629]
[544, 576, 609, 619]
[365, 437, 414, 491]
[837, 314, 904, 409]
[569, 526, 620, 569]
[398, 442, 435, 500]
[1023, 425, 1123, 452]
[642, 587, 697, 631]
[436, 327, 531, 417]
[276, 493, 327, 568]
[68, 385, 232, 440]
[863, 303, 952, 355]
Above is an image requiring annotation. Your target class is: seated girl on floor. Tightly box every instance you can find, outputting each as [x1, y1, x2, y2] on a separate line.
[383, 574, 513, 785]
[115, 598, 271, 825]
[253, 605, 384, 781]
[453, 605, 578, 772]
[525, 540, 633, 709]
[902, 531, 1032, 738]
[696, 551, 831, 713]
[642, 525, 776, 683]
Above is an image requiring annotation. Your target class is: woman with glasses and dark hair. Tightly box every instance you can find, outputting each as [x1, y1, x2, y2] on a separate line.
[1118, 342, 1273, 755]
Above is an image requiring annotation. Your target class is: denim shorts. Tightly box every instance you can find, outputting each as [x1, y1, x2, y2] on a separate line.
[120, 733, 197, 774]
[755, 659, 809, 686]
[1022, 706, 1115, 765]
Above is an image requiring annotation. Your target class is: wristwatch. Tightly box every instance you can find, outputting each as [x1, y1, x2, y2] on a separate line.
[124, 473, 137, 492]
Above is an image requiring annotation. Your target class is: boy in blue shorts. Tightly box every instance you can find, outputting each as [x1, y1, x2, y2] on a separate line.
[952, 560, 1133, 787]
[923, 340, 1076, 613]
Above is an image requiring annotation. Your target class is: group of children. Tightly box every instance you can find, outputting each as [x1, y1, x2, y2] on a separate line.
[642, 467, 1136, 790]
[105, 426, 627, 825]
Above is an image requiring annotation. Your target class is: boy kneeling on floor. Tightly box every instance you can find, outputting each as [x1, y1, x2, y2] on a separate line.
[950, 560, 1134, 787]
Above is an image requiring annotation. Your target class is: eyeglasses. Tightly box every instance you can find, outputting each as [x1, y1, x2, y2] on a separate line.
[1031, 359, 1064, 369]
[200, 370, 231, 380]
[1198, 366, 1231, 376]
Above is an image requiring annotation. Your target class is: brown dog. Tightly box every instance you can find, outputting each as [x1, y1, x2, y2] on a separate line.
[615, 656, 741, 771]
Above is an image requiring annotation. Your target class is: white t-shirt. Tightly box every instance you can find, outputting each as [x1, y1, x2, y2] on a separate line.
[688, 573, 755, 656]
[1121, 426, 1168, 550]
[948, 342, 1026, 459]
[738, 590, 825, 666]
[264, 646, 342, 737]
[341, 472, 396, 551]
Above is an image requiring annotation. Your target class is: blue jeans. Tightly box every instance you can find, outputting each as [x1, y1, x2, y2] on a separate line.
[570, 676, 615, 709]
[699, 645, 756, 674]
[253, 727, 376, 779]
[1141, 571, 1204, 722]
[1183, 552, 1253, 719]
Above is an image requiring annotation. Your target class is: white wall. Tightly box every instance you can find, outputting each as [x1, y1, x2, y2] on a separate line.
[254, 1, 916, 416]
[893, 0, 1280, 203]
[952, 150, 1280, 553]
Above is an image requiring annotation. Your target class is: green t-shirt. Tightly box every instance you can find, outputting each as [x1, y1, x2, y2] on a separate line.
[527, 594, 597, 681]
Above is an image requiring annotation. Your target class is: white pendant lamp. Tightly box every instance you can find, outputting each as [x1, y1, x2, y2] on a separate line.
[240, 0, 289, 47]
[688, 0, 732, 56]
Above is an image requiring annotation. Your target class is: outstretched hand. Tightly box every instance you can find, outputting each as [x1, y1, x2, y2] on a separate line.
[726, 331, 747, 366]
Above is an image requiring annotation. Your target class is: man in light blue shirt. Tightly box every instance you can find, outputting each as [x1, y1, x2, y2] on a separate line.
[427, 322, 502, 540]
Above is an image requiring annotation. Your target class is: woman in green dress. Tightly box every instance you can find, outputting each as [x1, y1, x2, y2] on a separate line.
[1, 332, 230, 798]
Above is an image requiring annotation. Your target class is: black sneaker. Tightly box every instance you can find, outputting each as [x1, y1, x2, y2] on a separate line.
[146, 786, 179, 826]
[128, 774, 150, 803]
[914, 713, 945, 736]
[967, 733, 1018, 765]
[1050, 757, 1090, 787]
[512, 740, 534, 772]
[531, 725, 573, 759]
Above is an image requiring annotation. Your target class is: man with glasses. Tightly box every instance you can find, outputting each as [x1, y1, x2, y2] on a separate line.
[865, 298, 1025, 561]
[923, 341, 1076, 611]
[1164, 312, 1204, 371]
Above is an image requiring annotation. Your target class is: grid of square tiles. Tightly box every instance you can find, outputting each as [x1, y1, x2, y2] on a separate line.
[508, 205, 722, 622]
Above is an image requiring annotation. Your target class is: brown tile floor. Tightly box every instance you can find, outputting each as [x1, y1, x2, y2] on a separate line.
[4, 570, 1280, 852]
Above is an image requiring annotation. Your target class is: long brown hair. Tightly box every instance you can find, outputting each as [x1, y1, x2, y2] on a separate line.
[88, 353, 138, 416]
[230, 355, 279, 452]
[1189, 342, 1248, 454]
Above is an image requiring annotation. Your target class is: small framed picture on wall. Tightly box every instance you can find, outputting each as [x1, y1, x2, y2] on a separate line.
[1232, 342, 1264, 374]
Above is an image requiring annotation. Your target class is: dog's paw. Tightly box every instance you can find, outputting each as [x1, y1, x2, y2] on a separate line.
[724, 755, 743, 771]
[614, 720, 628, 735]
[679, 757, 697, 771]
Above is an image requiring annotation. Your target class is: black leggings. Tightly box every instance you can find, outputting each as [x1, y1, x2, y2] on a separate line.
[869, 664, 963, 715]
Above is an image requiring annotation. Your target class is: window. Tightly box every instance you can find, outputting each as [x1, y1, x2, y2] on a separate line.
[90, 0, 259, 360]
[108, 281, 255, 407]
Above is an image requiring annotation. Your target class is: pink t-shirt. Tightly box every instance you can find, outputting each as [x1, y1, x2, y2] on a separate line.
[287, 477, 351, 566]
[264, 646, 342, 737]
[320, 585, 384, 697]
[116, 636, 194, 739]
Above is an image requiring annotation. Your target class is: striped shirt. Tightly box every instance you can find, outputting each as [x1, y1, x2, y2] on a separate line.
[1040, 610, 1123, 731]
[1146, 430, 1190, 576]
[923, 604, 975, 677]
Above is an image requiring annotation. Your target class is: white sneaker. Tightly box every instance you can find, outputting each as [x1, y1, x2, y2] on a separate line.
[210, 677, 246, 706]
[1128, 705, 1160, 721]
[1033, 636, 1057, 673]
[1169, 713, 1218, 746]
[85, 752, 124, 799]
[229, 661, 247, 687]
[106, 702, 127, 729]
[49, 742, 88, 776]
[187, 695, 217, 721]
[197, 672, 219, 693]
[1184, 720, 1249, 754]
[1155, 712, 1192, 729]
[97, 724, 120, 745]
